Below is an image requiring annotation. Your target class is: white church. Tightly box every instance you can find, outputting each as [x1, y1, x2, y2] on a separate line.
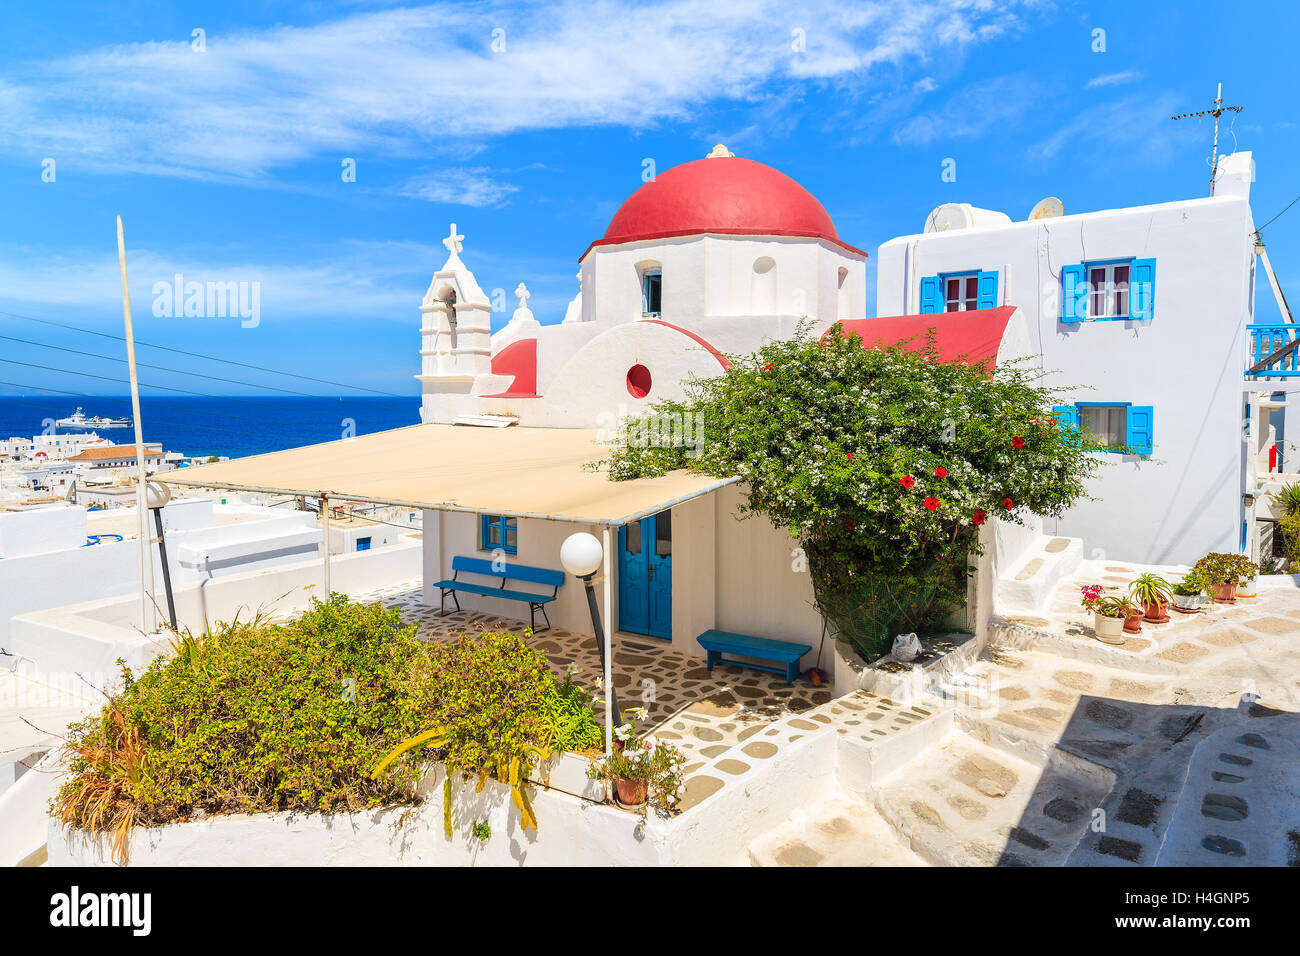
[416, 145, 1284, 571]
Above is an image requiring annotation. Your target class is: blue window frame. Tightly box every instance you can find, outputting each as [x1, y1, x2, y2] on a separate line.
[1052, 402, 1153, 456]
[920, 270, 998, 314]
[479, 514, 518, 555]
[1062, 257, 1155, 323]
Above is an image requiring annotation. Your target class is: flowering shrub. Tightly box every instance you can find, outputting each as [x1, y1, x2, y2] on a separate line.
[603, 323, 1097, 657]
[1191, 552, 1258, 586]
[586, 710, 686, 813]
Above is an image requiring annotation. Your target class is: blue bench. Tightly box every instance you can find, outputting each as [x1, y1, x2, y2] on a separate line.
[696, 629, 812, 685]
[434, 556, 564, 633]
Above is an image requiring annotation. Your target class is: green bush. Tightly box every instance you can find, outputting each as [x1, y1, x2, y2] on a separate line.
[1279, 512, 1300, 569]
[56, 595, 602, 862]
[603, 323, 1097, 658]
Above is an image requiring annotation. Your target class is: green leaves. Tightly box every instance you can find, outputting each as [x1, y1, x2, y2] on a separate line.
[603, 322, 1098, 657]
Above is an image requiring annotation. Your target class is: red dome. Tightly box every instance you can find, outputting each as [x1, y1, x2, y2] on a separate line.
[581, 155, 866, 260]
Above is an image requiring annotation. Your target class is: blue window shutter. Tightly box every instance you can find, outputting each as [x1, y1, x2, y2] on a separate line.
[1130, 258, 1156, 321]
[1051, 405, 1080, 445]
[919, 275, 941, 314]
[976, 271, 999, 309]
[1061, 265, 1087, 322]
[1126, 405, 1154, 456]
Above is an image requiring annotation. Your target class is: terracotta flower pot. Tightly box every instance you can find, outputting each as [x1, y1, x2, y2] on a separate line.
[615, 777, 648, 807]
[1143, 600, 1170, 623]
[1122, 609, 1144, 633]
[1212, 583, 1237, 604]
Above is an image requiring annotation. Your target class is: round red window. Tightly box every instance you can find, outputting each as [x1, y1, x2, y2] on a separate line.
[626, 364, 652, 399]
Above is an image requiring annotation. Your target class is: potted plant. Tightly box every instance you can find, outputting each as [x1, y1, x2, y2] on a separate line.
[1192, 552, 1258, 604]
[1129, 573, 1172, 623]
[586, 710, 686, 812]
[1081, 586, 1126, 644]
[1081, 582, 1123, 642]
[1170, 571, 1204, 613]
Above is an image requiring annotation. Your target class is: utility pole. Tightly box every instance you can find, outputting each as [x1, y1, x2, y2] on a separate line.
[1172, 82, 1244, 196]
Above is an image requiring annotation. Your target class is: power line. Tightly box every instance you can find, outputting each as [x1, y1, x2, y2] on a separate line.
[1259, 194, 1300, 234]
[0, 308, 410, 397]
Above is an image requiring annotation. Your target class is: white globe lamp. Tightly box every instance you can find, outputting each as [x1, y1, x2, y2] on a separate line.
[560, 532, 603, 578]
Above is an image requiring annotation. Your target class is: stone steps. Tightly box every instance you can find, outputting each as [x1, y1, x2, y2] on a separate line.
[996, 535, 1083, 614]
[747, 795, 927, 866]
[867, 730, 1113, 867]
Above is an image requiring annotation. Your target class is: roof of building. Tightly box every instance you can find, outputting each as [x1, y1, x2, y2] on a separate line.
[582, 153, 868, 260]
[165, 424, 738, 525]
[66, 446, 163, 462]
[831, 306, 1017, 367]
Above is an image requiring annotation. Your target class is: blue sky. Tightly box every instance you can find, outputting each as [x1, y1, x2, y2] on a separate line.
[1, 0, 1296, 396]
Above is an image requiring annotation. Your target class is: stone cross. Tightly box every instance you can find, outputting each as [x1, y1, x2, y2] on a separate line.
[515, 282, 530, 309]
[443, 223, 464, 256]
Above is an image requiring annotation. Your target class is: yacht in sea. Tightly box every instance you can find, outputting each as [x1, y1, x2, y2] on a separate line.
[55, 407, 132, 430]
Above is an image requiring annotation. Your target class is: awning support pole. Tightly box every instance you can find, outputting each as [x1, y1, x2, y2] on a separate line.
[602, 526, 614, 756]
[320, 494, 331, 596]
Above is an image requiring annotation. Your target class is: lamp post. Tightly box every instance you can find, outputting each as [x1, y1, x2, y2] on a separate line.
[560, 532, 621, 728]
[145, 480, 177, 630]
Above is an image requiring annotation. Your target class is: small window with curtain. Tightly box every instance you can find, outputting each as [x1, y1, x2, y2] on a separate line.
[1078, 405, 1128, 448]
[479, 514, 518, 555]
[944, 272, 980, 312]
[1086, 261, 1131, 320]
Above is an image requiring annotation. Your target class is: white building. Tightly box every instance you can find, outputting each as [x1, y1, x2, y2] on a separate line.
[876, 152, 1269, 565]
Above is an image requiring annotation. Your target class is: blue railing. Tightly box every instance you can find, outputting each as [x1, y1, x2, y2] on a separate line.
[1247, 324, 1300, 377]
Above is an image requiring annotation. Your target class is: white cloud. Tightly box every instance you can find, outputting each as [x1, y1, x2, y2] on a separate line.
[892, 74, 1039, 145]
[398, 168, 520, 207]
[0, 0, 1032, 182]
[1026, 93, 1189, 165]
[1086, 70, 1142, 89]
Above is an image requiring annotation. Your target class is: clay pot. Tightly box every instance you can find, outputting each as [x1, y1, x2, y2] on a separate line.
[1212, 583, 1237, 604]
[615, 777, 648, 807]
[1122, 608, 1144, 633]
[1143, 600, 1170, 623]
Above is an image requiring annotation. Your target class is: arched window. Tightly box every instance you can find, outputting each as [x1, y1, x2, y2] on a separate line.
[751, 256, 776, 314]
[636, 261, 662, 317]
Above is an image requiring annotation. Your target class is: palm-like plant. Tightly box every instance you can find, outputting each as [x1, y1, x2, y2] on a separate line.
[1129, 573, 1172, 607]
[1271, 482, 1300, 517]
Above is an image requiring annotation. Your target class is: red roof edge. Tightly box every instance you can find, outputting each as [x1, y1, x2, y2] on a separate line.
[828, 306, 1015, 367]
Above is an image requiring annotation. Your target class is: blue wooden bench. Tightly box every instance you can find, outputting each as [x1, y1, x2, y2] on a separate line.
[434, 556, 564, 633]
[696, 629, 812, 685]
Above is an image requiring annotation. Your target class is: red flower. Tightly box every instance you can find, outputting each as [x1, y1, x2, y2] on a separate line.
[762, 363, 773, 371]
[972, 509, 987, 525]
[1012, 436, 1026, 449]
[923, 497, 940, 511]
[899, 475, 915, 489]
[933, 466, 948, 478]
[846, 452, 855, 460]
[1003, 498, 1015, 511]
[1047, 417, 1058, 427]
[846, 520, 855, 531]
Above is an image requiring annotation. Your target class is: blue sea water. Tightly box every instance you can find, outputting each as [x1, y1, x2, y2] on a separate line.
[0, 395, 422, 460]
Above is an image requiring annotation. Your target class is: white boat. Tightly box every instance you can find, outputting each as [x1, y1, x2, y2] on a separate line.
[55, 407, 132, 430]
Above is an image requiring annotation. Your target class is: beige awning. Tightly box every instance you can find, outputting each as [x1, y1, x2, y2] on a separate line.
[164, 423, 736, 525]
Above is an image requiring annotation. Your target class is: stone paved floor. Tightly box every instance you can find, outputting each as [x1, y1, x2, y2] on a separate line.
[351, 580, 834, 773]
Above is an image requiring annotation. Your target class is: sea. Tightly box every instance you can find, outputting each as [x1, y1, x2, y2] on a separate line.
[0, 395, 422, 460]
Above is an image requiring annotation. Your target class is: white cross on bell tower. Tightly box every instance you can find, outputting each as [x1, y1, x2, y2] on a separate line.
[514, 282, 530, 309]
[443, 223, 465, 258]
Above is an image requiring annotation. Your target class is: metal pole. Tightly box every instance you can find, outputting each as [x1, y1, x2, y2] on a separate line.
[601, 526, 614, 755]
[116, 216, 156, 634]
[1210, 82, 1222, 196]
[583, 576, 621, 731]
[153, 509, 178, 630]
[320, 494, 331, 596]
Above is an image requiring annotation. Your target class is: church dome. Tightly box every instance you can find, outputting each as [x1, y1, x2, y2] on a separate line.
[581, 148, 867, 259]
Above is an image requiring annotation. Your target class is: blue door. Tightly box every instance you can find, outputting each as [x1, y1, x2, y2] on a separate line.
[618, 510, 672, 639]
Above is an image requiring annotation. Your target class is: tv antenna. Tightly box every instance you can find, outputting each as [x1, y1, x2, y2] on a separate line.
[1171, 82, 1243, 196]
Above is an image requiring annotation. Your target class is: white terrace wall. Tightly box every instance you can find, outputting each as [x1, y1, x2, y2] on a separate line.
[876, 191, 1255, 565]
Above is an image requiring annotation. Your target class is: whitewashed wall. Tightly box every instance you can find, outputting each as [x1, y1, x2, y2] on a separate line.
[876, 190, 1255, 564]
